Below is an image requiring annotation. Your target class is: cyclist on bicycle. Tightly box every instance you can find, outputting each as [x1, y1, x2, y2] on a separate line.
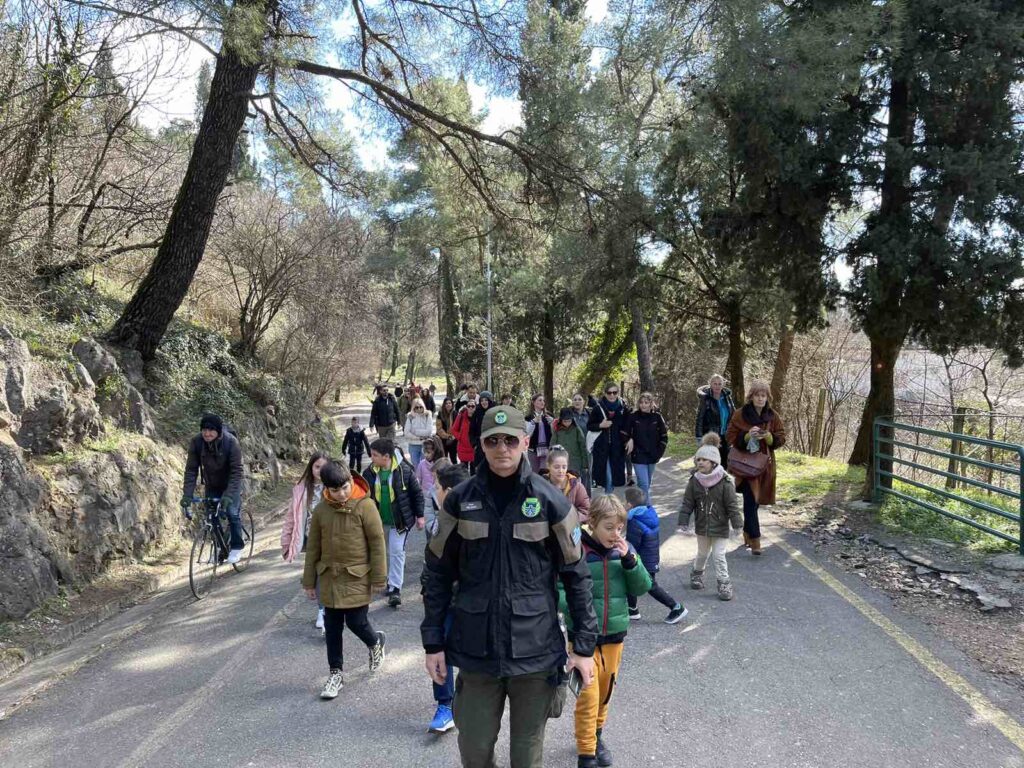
[181, 413, 246, 564]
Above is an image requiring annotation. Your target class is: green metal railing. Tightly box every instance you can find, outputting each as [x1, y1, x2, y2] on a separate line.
[873, 418, 1024, 554]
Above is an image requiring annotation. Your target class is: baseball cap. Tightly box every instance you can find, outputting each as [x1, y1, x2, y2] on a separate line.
[480, 406, 527, 439]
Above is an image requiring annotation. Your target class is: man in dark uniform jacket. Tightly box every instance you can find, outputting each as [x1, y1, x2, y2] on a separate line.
[422, 405, 597, 768]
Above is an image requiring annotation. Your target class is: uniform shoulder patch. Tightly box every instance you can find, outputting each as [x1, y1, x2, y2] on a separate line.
[521, 497, 541, 518]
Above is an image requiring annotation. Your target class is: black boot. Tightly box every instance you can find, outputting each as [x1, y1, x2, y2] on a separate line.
[577, 756, 598, 768]
[596, 729, 613, 767]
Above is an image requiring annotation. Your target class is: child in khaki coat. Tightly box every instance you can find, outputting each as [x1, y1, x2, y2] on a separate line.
[302, 461, 388, 699]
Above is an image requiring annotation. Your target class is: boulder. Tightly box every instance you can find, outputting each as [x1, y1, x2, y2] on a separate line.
[96, 379, 156, 437]
[16, 384, 103, 454]
[0, 325, 32, 416]
[988, 553, 1024, 572]
[71, 337, 118, 386]
[0, 443, 62, 621]
[71, 362, 95, 391]
[48, 450, 180, 576]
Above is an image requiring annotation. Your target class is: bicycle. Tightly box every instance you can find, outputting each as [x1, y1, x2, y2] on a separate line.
[187, 496, 255, 599]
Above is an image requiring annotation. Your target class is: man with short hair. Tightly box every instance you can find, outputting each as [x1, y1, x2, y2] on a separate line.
[181, 413, 245, 563]
[422, 406, 597, 768]
[370, 385, 399, 440]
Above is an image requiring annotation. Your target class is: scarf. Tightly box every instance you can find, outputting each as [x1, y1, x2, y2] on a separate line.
[534, 412, 549, 447]
[741, 402, 773, 428]
[602, 397, 624, 415]
[696, 465, 726, 489]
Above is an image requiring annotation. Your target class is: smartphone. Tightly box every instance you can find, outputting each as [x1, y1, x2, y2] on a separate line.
[568, 667, 584, 697]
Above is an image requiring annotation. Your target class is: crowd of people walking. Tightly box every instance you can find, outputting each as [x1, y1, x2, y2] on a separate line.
[247, 373, 788, 768]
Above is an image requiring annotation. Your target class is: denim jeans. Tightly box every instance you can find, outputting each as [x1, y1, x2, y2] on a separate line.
[634, 462, 656, 505]
[433, 609, 457, 706]
[408, 443, 423, 466]
[603, 459, 614, 494]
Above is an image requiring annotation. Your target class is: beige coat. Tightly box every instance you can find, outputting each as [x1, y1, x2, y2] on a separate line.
[302, 477, 387, 608]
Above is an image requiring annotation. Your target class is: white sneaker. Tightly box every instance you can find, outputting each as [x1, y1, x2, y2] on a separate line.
[315, 608, 325, 630]
[320, 669, 343, 699]
[226, 548, 244, 565]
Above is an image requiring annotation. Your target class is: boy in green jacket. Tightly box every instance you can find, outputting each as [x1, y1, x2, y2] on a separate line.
[559, 495, 652, 768]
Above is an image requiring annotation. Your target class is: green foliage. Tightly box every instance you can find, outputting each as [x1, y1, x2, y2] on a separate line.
[879, 481, 1019, 553]
[775, 452, 865, 502]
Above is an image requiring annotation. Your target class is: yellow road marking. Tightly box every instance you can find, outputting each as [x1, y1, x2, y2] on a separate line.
[765, 532, 1024, 753]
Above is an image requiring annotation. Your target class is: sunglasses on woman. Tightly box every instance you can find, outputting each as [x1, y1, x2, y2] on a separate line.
[483, 435, 520, 449]
[605, 389, 619, 395]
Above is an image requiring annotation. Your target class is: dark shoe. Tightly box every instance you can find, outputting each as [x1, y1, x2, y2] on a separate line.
[596, 729, 613, 767]
[369, 630, 386, 672]
[664, 605, 689, 625]
[690, 570, 704, 590]
[718, 581, 734, 601]
[626, 477, 636, 487]
[627, 607, 641, 621]
[388, 590, 402, 608]
[578, 756, 598, 768]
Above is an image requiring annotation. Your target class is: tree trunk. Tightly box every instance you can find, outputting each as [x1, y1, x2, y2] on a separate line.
[407, 349, 417, 385]
[105, 2, 265, 359]
[770, 313, 796, 409]
[849, 334, 903, 501]
[630, 297, 655, 393]
[541, 308, 556, 407]
[725, 304, 745, 400]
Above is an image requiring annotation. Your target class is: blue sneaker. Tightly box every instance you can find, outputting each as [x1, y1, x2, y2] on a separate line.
[429, 704, 455, 733]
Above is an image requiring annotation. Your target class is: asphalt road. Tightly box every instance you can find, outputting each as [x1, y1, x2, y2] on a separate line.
[1, 402, 1022, 767]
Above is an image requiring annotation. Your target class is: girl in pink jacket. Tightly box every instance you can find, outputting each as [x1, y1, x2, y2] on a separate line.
[544, 445, 591, 523]
[282, 451, 329, 632]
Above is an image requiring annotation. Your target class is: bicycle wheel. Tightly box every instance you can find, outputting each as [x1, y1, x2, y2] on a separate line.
[189, 527, 218, 599]
[233, 510, 256, 573]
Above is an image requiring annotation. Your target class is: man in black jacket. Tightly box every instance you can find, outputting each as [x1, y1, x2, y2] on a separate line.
[369, 385, 399, 440]
[181, 413, 246, 563]
[422, 405, 597, 768]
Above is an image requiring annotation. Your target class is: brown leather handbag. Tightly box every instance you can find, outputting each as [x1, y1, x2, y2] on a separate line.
[728, 449, 769, 478]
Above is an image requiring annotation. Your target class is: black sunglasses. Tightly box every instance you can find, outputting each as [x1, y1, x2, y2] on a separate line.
[605, 389, 619, 395]
[483, 435, 520, 449]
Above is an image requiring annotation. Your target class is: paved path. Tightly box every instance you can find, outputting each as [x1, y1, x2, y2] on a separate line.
[1, 404, 1023, 767]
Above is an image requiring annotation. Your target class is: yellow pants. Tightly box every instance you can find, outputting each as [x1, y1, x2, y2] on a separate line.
[573, 642, 624, 756]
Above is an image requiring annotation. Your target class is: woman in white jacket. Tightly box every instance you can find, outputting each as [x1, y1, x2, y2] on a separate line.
[404, 397, 436, 465]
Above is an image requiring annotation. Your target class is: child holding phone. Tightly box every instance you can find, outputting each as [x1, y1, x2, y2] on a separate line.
[558, 495, 652, 768]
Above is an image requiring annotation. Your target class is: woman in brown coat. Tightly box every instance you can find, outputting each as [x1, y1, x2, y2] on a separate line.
[725, 379, 786, 555]
[303, 461, 388, 699]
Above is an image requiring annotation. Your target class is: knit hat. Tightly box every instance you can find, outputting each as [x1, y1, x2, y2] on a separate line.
[694, 432, 722, 465]
[479, 390, 494, 402]
[200, 413, 223, 434]
[559, 407, 573, 420]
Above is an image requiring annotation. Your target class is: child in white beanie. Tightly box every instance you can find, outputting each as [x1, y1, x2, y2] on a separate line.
[678, 433, 743, 600]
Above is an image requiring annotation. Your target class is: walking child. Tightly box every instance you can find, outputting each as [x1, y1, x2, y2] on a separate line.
[363, 437, 425, 608]
[342, 417, 372, 473]
[623, 486, 687, 623]
[302, 461, 387, 699]
[421, 459, 470, 734]
[282, 451, 329, 632]
[416, 436, 445, 530]
[544, 445, 591, 522]
[559, 495, 652, 768]
[678, 433, 743, 600]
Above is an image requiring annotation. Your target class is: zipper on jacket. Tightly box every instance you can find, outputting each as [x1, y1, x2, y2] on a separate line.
[602, 557, 610, 636]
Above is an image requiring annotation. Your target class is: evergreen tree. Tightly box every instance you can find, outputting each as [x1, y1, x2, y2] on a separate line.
[845, 0, 1024, 476]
